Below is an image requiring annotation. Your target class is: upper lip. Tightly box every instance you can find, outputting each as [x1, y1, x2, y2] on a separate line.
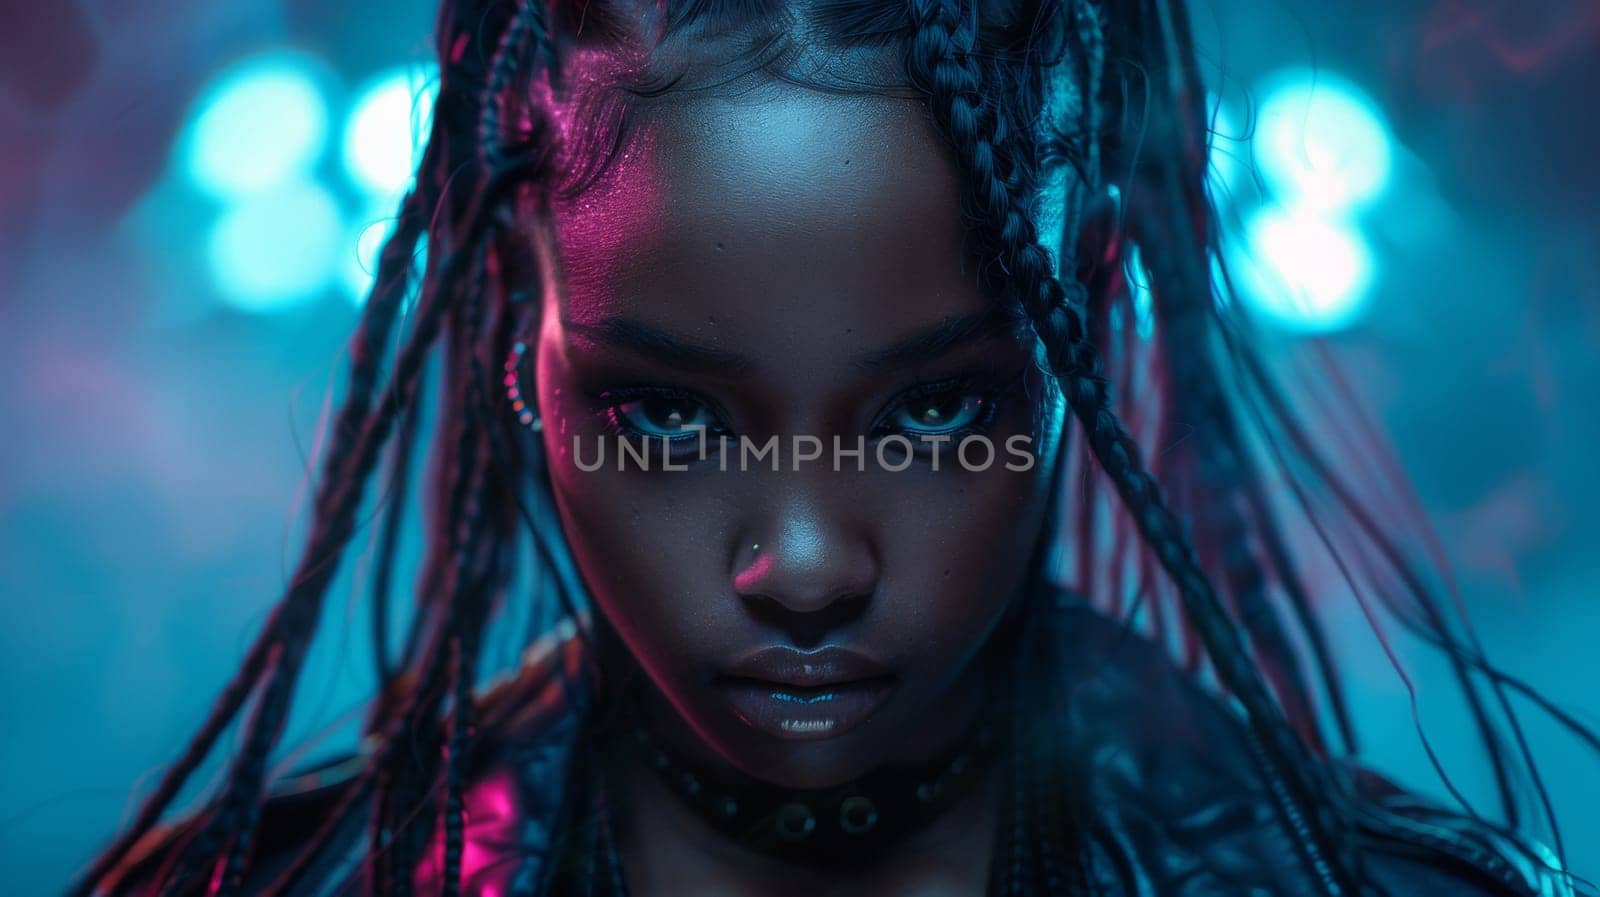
[721, 646, 893, 688]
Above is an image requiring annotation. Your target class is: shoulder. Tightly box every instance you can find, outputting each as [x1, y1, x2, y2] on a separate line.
[96, 756, 363, 897]
[97, 620, 592, 896]
[1346, 766, 1593, 897]
[1361, 851, 1560, 897]
[1044, 596, 1585, 897]
[1048, 599, 1333, 893]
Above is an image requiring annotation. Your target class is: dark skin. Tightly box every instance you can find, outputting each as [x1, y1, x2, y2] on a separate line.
[528, 62, 1070, 896]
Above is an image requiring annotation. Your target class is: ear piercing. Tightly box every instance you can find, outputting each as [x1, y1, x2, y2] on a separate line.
[505, 341, 543, 432]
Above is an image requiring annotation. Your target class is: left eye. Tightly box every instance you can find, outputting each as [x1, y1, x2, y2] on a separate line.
[884, 392, 988, 435]
[614, 395, 717, 438]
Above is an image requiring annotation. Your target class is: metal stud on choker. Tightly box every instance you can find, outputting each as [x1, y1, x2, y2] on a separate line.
[624, 719, 1000, 865]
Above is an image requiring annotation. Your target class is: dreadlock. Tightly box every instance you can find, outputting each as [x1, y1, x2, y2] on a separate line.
[72, 0, 553, 891]
[1068, 0, 1594, 881]
[78, 1, 1595, 895]
[904, 0, 1362, 891]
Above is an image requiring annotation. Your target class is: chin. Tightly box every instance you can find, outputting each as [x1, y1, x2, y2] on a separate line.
[717, 722, 895, 791]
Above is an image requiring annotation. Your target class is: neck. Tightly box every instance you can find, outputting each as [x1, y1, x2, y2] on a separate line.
[605, 735, 1002, 897]
[596, 647, 1014, 894]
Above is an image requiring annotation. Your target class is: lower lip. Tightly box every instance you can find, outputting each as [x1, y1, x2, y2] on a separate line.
[716, 678, 896, 741]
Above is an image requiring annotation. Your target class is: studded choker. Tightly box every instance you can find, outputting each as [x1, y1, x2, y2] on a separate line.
[618, 710, 1004, 866]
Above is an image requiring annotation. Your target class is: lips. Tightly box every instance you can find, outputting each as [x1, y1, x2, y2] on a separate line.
[715, 646, 897, 741]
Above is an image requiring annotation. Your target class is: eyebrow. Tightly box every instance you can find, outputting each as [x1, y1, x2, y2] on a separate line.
[565, 318, 754, 375]
[566, 307, 1018, 377]
[856, 307, 1019, 372]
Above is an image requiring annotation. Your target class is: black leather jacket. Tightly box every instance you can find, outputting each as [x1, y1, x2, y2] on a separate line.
[103, 602, 1584, 896]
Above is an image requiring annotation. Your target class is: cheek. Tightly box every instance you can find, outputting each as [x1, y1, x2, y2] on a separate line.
[869, 401, 1059, 662]
[544, 463, 741, 675]
[532, 376, 734, 671]
[878, 467, 1049, 636]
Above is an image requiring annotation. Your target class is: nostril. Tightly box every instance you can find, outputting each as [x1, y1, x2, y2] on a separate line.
[739, 592, 872, 647]
[732, 510, 880, 628]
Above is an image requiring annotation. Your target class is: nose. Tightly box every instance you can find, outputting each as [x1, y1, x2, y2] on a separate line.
[733, 492, 879, 644]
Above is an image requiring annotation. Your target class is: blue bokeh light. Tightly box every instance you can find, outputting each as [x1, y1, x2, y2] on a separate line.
[342, 65, 438, 200]
[1206, 96, 1250, 205]
[207, 182, 344, 312]
[181, 53, 330, 201]
[1229, 208, 1375, 332]
[1253, 70, 1394, 213]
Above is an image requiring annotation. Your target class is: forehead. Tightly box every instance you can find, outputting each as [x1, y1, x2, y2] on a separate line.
[544, 79, 990, 367]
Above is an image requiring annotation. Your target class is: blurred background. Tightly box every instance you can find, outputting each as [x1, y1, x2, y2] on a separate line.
[1, 0, 1596, 892]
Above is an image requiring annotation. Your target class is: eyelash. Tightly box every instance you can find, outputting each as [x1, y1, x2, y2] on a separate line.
[598, 386, 732, 449]
[595, 373, 1017, 458]
[867, 374, 1008, 443]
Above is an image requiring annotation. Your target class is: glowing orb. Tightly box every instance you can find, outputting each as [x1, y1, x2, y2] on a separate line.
[1231, 208, 1375, 332]
[1206, 97, 1250, 204]
[1253, 70, 1394, 212]
[182, 53, 329, 201]
[342, 66, 438, 199]
[206, 182, 343, 312]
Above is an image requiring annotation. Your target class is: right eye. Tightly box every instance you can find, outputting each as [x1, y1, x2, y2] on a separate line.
[607, 390, 725, 442]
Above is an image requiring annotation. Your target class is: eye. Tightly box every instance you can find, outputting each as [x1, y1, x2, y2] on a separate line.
[612, 393, 720, 439]
[881, 389, 990, 436]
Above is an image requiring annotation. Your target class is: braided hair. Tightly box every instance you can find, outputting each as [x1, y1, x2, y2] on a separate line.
[78, 1, 1592, 895]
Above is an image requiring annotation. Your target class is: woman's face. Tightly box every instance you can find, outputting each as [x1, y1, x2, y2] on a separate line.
[530, 77, 1066, 790]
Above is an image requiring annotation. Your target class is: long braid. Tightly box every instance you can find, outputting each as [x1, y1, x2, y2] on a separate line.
[904, 0, 1360, 893]
[94, 126, 532, 891]
[222, 272, 470, 889]
[135, 203, 421, 897]
[1123, 0, 1348, 748]
[438, 12, 561, 887]
[1103, 0, 1483, 884]
[77, 3, 544, 890]
[378, 9, 561, 893]
[1114, 0, 1336, 740]
[208, 168, 528, 896]
[346, 6, 563, 893]
[1025, 597, 1089, 897]
[365, 264, 478, 897]
[367, 249, 500, 897]
[371, 372, 427, 688]
[1132, 207, 1336, 748]
[68, 178, 433, 897]
[110, 183, 437, 897]
[440, 339, 493, 897]
[1088, 0, 1389, 883]
[233, 145, 537, 889]
[436, 245, 513, 897]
